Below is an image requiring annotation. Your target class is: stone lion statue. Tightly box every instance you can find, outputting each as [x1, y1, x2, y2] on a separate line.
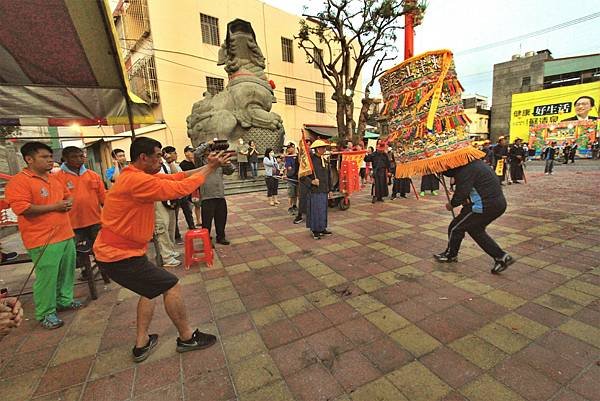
[186, 19, 284, 147]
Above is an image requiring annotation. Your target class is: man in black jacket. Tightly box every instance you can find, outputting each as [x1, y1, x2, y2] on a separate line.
[542, 142, 557, 175]
[364, 142, 390, 203]
[434, 159, 514, 274]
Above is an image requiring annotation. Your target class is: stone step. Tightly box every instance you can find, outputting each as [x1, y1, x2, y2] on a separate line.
[224, 176, 288, 196]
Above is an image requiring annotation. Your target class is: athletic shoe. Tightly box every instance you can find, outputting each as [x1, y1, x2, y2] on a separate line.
[169, 251, 181, 259]
[321, 229, 333, 235]
[293, 216, 304, 224]
[400, 194, 407, 198]
[433, 252, 458, 263]
[491, 254, 514, 274]
[431, 190, 439, 196]
[40, 313, 64, 330]
[1, 251, 18, 263]
[371, 197, 376, 204]
[419, 191, 425, 197]
[312, 232, 321, 240]
[176, 329, 217, 353]
[132, 334, 159, 363]
[163, 258, 181, 268]
[57, 300, 85, 311]
[288, 207, 295, 214]
[216, 238, 230, 245]
[544, 172, 549, 175]
[390, 195, 396, 200]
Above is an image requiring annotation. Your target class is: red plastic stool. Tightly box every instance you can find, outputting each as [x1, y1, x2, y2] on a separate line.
[184, 228, 213, 269]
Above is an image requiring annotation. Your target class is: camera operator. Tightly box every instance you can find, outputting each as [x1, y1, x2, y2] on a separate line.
[197, 142, 235, 245]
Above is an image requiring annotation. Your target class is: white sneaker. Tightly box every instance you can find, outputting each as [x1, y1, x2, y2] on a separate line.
[544, 172, 549, 175]
[163, 258, 181, 268]
[170, 251, 180, 258]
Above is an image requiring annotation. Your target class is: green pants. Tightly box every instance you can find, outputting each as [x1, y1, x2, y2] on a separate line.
[28, 238, 76, 320]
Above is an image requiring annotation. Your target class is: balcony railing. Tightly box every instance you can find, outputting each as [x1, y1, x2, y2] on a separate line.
[121, 0, 150, 51]
[128, 55, 160, 105]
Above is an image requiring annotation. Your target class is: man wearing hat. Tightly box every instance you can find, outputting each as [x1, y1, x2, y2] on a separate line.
[364, 141, 391, 203]
[303, 139, 332, 239]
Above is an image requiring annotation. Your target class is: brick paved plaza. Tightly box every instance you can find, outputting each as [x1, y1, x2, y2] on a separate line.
[1, 162, 599, 401]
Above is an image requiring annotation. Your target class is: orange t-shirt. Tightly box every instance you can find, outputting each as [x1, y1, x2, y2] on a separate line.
[55, 167, 106, 229]
[5, 169, 74, 249]
[93, 165, 205, 262]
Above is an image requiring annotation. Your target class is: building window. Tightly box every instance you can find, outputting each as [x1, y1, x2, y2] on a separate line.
[313, 48, 324, 69]
[281, 37, 294, 63]
[200, 14, 220, 45]
[316, 91, 326, 113]
[284, 88, 296, 105]
[521, 76, 531, 86]
[206, 76, 224, 95]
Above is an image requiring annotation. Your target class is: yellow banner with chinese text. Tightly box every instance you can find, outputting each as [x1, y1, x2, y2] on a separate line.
[509, 81, 600, 142]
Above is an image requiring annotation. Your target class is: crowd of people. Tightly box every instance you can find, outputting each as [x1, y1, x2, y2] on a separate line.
[2, 138, 231, 361]
[3, 128, 595, 355]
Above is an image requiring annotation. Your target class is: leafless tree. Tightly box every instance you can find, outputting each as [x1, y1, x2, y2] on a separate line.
[296, 0, 425, 143]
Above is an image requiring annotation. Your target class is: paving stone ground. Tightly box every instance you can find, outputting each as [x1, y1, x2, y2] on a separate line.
[1, 161, 599, 401]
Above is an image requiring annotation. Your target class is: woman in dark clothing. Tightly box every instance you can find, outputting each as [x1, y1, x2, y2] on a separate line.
[364, 143, 390, 203]
[508, 139, 525, 183]
[303, 140, 332, 240]
[420, 174, 439, 196]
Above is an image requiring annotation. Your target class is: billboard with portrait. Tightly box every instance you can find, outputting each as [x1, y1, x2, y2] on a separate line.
[509, 81, 600, 142]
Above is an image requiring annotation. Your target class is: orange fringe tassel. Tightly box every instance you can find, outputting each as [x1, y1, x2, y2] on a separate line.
[395, 146, 486, 178]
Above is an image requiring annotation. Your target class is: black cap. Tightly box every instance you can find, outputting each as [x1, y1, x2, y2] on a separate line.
[184, 145, 194, 152]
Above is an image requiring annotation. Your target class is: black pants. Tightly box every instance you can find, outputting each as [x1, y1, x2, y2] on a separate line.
[447, 204, 506, 259]
[297, 181, 309, 217]
[179, 198, 196, 229]
[238, 162, 248, 179]
[174, 200, 195, 241]
[265, 176, 278, 196]
[201, 198, 228, 241]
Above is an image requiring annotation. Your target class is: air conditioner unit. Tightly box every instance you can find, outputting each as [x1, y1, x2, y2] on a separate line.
[524, 51, 536, 57]
[511, 54, 521, 61]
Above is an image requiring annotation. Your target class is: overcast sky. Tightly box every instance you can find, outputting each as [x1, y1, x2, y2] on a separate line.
[262, 0, 600, 101]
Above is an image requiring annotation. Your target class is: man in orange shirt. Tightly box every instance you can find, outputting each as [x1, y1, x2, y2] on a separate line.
[55, 147, 106, 254]
[94, 138, 230, 362]
[5, 142, 82, 330]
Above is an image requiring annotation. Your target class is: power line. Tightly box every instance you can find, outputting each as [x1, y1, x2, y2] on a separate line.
[126, 46, 342, 106]
[456, 11, 600, 56]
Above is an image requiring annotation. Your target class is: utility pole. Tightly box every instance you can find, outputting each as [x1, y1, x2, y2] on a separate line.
[404, 0, 416, 60]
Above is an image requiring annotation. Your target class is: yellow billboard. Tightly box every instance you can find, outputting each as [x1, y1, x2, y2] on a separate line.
[509, 81, 600, 141]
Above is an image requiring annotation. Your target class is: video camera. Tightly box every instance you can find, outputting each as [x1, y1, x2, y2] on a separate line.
[206, 139, 231, 153]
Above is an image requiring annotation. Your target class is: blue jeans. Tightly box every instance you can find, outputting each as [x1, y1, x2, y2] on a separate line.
[250, 162, 258, 177]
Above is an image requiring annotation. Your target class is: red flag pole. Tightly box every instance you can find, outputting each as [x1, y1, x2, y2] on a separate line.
[404, 1, 416, 59]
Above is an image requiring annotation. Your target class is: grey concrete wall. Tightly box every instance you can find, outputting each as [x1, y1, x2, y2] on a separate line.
[490, 53, 551, 142]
